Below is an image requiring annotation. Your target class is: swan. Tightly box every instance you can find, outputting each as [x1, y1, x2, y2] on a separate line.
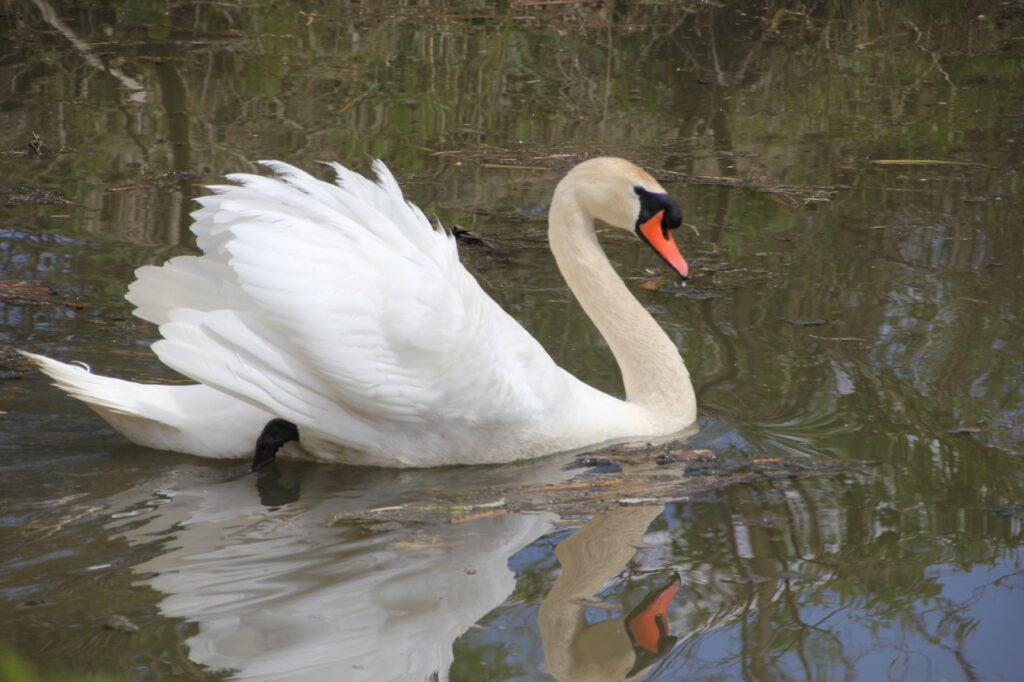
[22, 157, 696, 468]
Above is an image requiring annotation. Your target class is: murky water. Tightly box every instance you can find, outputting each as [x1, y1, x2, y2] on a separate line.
[2, 2, 1022, 681]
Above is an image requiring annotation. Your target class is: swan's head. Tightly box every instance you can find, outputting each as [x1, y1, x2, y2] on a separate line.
[559, 157, 689, 279]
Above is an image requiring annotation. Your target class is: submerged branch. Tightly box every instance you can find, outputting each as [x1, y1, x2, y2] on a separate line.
[653, 169, 844, 207]
[29, 0, 147, 103]
[326, 444, 869, 526]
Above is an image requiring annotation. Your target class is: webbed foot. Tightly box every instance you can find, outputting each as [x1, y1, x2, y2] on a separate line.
[250, 418, 299, 473]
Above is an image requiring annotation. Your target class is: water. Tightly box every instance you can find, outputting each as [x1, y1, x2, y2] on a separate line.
[1, 2, 1022, 680]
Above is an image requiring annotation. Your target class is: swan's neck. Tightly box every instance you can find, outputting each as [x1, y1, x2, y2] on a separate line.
[548, 191, 696, 419]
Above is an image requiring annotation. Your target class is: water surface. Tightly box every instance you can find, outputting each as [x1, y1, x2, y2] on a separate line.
[1, 2, 1022, 681]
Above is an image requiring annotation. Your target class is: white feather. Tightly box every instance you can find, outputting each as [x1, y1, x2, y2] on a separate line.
[24, 158, 697, 467]
[19, 351, 270, 457]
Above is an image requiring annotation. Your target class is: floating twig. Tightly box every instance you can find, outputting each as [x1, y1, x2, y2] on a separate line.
[868, 159, 994, 169]
[0, 281, 87, 308]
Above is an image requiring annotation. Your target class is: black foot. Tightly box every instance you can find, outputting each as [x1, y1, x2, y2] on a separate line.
[250, 418, 299, 473]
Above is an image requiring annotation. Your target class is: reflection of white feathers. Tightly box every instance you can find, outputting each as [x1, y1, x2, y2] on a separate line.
[112, 467, 557, 681]
[26, 158, 696, 467]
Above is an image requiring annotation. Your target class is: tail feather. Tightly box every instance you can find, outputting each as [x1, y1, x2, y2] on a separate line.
[20, 351, 270, 459]
[20, 351, 169, 419]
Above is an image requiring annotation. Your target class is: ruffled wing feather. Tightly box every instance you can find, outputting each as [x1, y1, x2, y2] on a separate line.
[128, 161, 571, 464]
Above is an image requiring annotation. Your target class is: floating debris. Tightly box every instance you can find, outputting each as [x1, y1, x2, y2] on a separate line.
[868, 159, 994, 169]
[652, 169, 842, 208]
[105, 168, 200, 193]
[0, 186, 73, 206]
[326, 444, 860, 524]
[450, 224, 499, 249]
[634, 277, 673, 291]
[783, 318, 829, 327]
[809, 334, 865, 342]
[986, 502, 1024, 518]
[575, 455, 614, 467]
[101, 614, 140, 633]
[0, 281, 87, 309]
[618, 497, 663, 506]
[869, 224, 938, 230]
[0, 132, 75, 159]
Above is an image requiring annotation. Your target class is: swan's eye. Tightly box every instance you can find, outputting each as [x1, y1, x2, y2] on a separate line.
[634, 186, 682, 231]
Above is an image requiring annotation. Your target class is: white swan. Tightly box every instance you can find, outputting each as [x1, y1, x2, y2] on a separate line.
[23, 157, 696, 467]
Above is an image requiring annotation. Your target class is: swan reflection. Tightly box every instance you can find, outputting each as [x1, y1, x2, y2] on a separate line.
[109, 458, 689, 681]
[539, 506, 681, 681]
[109, 461, 558, 680]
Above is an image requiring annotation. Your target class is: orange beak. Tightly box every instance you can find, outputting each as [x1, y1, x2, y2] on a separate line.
[626, 574, 681, 653]
[638, 210, 688, 280]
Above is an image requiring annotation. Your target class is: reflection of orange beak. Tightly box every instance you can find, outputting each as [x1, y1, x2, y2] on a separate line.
[638, 211, 688, 279]
[625, 573, 682, 654]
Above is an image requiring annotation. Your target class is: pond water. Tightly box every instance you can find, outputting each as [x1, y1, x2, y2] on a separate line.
[1, 2, 1022, 681]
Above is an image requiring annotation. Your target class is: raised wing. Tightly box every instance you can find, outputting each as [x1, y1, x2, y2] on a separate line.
[127, 161, 573, 465]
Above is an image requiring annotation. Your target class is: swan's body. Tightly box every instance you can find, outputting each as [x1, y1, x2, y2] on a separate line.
[24, 157, 696, 467]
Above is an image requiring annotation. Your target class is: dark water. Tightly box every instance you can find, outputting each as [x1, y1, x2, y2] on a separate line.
[1, 2, 1022, 681]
